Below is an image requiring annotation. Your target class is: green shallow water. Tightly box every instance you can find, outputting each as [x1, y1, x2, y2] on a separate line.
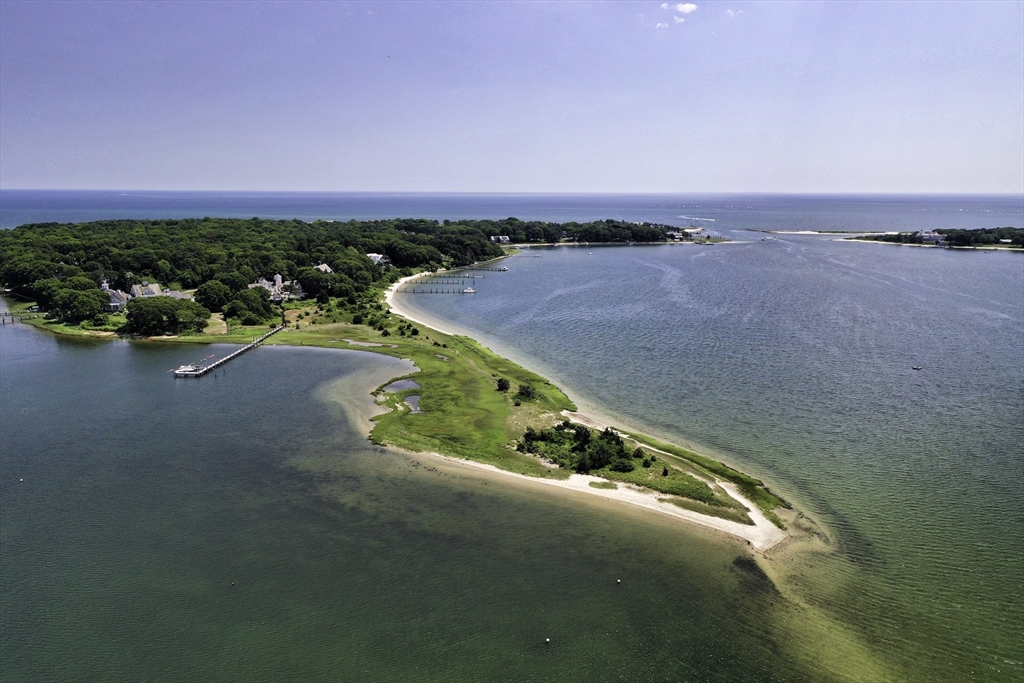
[1, 317, 852, 682]
[395, 239, 1024, 682]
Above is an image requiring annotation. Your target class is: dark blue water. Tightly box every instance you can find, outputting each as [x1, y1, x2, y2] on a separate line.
[2, 189, 1021, 231]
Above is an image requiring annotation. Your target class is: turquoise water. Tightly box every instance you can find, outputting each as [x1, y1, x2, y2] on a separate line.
[2, 193, 1022, 681]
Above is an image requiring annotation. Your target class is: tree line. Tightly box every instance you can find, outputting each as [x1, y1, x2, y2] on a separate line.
[0, 216, 679, 333]
[855, 227, 1022, 247]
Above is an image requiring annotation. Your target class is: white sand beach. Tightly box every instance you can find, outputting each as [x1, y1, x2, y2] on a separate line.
[413, 448, 786, 551]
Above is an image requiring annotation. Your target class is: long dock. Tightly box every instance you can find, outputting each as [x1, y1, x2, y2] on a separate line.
[173, 324, 286, 378]
[398, 288, 477, 294]
[414, 278, 481, 285]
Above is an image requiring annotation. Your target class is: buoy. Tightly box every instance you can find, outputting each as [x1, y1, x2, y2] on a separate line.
[616, 579, 621, 584]
[19, 478, 24, 482]
[545, 637, 550, 644]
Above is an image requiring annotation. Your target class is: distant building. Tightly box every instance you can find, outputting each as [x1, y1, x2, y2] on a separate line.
[919, 230, 944, 243]
[489, 236, 511, 244]
[314, 263, 334, 274]
[249, 274, 303, 302]
[128, 281, 192, 301]
[366, 253, 390, 266]
[100, 281, 130, 312]
[130, 282, 162, 298]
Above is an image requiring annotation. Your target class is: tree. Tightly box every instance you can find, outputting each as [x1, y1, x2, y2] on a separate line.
[125, 297, 210, 335]
[516, 384, 536, 399]
[52, 288, 108, 323]
[497, 378, 511, 392]
[194, 280, 232, 312]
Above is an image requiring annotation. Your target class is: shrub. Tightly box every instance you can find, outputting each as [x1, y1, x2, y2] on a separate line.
[516, 384, 536, 399]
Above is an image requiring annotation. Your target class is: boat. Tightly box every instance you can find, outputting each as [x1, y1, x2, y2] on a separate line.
[173, 363, 203, 377]
[912, 366, 922, 370]
[463, 287, 476, 294]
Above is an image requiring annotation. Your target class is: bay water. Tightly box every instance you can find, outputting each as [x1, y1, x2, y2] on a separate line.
[2, 192, 1022, 681]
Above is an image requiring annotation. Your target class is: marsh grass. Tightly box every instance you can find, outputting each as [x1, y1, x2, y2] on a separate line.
[621, 430, 789, 528]
[269, 319, 576, 478]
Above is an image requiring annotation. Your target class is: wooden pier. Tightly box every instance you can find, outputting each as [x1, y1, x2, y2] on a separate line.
[1, 311, 44, 324]
[397, 288, 477, 294]
[414, 278, 480, 285]
[173, 325, 286, 378]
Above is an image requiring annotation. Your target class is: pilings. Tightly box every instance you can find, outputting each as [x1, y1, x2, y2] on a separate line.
[174, 324, 287, 378]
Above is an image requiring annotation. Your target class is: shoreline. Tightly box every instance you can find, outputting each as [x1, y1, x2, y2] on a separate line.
[406, 446, 786, 551]
[384, 272, 789, 551]
[5, 287, 792, 551]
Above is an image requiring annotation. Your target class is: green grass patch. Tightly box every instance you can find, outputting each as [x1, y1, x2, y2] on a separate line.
[589, 481, 618, 490]
[620, 430, 789, 529]
[267, 319, 576, 478]
[659, 498, 754, 525]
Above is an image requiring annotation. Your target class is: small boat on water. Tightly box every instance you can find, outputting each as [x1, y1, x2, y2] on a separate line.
[174, 363, 203, 377]
[463, 287, 476, 294]
[912, 366, 922, 370]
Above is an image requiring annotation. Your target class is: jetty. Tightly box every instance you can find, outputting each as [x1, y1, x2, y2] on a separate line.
[173, 325, 286, 378]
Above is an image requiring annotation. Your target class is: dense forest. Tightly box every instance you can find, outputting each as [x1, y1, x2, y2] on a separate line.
[853, 227, 1023, 247]
[0, 216, 675, 329]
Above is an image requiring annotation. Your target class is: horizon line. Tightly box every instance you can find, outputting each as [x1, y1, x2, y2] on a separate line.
[2, 188, 1022, 197]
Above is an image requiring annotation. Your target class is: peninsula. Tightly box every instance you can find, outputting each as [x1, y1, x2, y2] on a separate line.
[1, 217, 792, 549]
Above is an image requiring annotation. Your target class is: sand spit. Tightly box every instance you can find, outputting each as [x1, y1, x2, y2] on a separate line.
[383, 273, 787, 551]
[419, 450, 785, 551]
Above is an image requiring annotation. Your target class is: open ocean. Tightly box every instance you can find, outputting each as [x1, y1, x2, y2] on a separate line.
[2, 191, 1022, 682]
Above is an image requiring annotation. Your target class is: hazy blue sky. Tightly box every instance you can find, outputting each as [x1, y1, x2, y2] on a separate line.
[1, 0, 1021, 193]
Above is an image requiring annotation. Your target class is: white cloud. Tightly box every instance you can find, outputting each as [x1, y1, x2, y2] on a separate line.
[656, 22, 669, 28]
[674, 3, 698, 13]
[660, 2, 669, 8]
[674, 16, 686, 23]
[726, 9, 743, 18]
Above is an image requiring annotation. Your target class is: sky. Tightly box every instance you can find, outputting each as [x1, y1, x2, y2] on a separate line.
[1, 0, 1021, 193]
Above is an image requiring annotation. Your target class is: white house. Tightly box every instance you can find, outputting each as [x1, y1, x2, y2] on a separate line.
[100, 281, 131, 312]
[249, 274, 303, 302]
